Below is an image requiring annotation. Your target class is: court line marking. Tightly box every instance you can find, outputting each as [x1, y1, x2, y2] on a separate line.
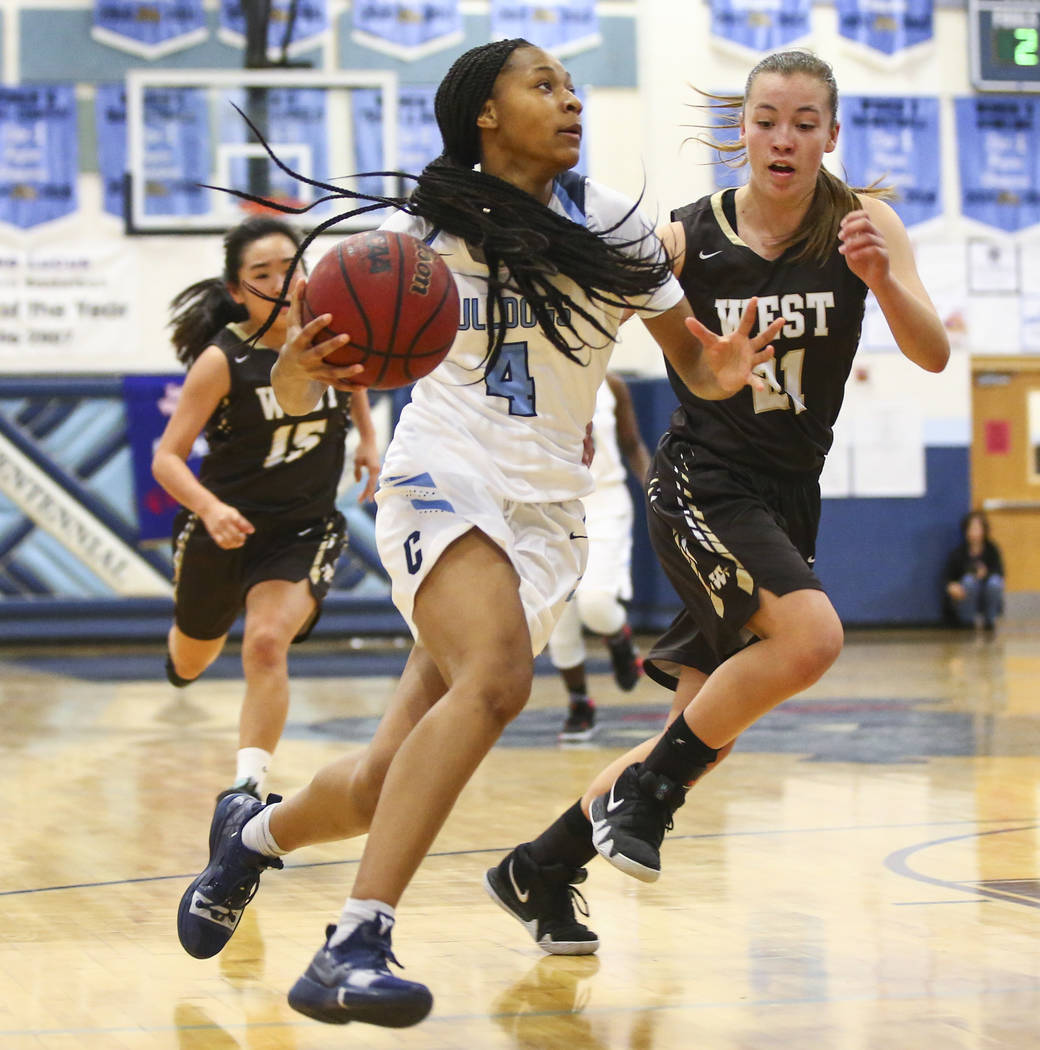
[2, 818, 1032, 898]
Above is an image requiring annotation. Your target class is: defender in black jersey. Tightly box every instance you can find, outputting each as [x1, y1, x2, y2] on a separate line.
[489, 48, 949, 938]
[153, 217, 378, 804]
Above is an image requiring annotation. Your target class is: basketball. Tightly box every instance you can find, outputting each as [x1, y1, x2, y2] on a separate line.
[302, 230, 459, 389]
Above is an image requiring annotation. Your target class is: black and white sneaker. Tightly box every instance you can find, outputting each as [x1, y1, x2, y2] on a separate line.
[176, 791, 283, 959]
[288, 917, 433, 1027]
[605, 626, 642, 692]
[484, 844, 599, 955]
[589, 763, 685, 883]
[558, 699, 597, 743]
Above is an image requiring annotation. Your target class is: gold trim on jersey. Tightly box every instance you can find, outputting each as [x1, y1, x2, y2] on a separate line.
[171, 513, 199, 596]
[710, 190, 746, 247]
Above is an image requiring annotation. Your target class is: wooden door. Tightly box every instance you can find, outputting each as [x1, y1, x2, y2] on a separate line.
[971, 355, 1040, 591]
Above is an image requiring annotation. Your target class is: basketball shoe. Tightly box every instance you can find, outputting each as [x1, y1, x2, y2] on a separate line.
[288, 917, 433, 1027]
[589, 763, 686, 882]
[558, 698, 597, 742]
[177, 791, 283, 959]
[605, 626, 642, 691]
[484, 844, 599, 955]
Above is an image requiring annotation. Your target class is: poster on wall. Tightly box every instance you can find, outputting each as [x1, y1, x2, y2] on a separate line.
[351, 0, 463, 61]
[218, 0, 329, 57]
[1023, 243, 1040, 352]
[709, 0, 812, 56]
[955, 96, 1040, 234]
[490, 1, 602, 58]
[91, 0, 207, 59]
[0, 244, 138, 371]
[835, 0, 934, 64]
[122, 375, 202, 543]
[842, 96, 942, 229]
[0, 86, 78, 232]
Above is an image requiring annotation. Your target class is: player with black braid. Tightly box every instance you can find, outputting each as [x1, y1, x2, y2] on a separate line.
[175, 38, 783, 1028]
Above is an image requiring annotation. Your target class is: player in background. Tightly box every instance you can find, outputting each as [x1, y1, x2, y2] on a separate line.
[153, 215, 378, 804]
[485, 46, 950, 954]
[174, 39, 783, 1028]
[550, 371, 650, 742]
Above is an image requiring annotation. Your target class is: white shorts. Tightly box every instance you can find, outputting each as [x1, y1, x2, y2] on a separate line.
[375, 467, 588, 656]
[581, 480, 635, 601]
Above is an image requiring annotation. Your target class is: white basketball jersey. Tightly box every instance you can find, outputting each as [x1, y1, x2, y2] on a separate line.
[589, 378, 625, 489]
[380, 175, 682, 502]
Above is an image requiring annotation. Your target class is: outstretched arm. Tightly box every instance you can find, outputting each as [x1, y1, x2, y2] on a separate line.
[605, 372, 651, 483]
[841, 197, 949, 374]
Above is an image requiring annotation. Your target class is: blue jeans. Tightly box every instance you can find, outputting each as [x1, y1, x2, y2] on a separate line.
[952, 573, 1004, 627]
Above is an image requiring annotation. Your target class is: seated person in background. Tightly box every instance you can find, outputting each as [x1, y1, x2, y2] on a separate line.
[945, 510, 1005, 631]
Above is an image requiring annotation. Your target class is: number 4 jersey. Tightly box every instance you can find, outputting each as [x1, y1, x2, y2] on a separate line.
[668, 189, 868, 478]
[380, 173, 683, 503]
[198, 324, 352, 523]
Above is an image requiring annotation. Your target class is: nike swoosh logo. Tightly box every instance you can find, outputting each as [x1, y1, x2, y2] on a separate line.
[606, 782, 625, 813]
[508, 858, 530, 903]
[569, 532, 587, 540]
[297, 527, 313, 537]
[699, 250, 723, 260]
[234, 354, 249, 363]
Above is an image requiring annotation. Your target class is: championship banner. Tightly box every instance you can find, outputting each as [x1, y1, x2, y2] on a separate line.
[956, 96, 1040, 234]
[352, 85, 440, 198]
[351, 0, 463, 61]
[490, 1, 602, 58]
[92, 0, 207, 59]
[122, 375, 202, 543]
[141, 87, 210, 217]
[842, 96, 941, 228]
[219, 0, 329, 56]
[96, 83, 128, 220]
[709, 0, 812, 55]
[221, 87, 329, 214]
[0, 85, 78, 231]
[836, 0, 933, 62]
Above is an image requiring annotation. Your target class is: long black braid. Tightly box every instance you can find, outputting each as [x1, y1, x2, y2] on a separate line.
[224, 39, 673, 363]
[168, 215, 302, 366]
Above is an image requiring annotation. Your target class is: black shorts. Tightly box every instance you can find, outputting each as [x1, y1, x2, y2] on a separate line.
[644, 433, 824, 688]
[171, 508, 347, 642]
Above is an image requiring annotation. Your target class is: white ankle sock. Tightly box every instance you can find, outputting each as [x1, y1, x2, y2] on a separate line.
[240, 802, 286, 857]
[235, 747, 272, 794]
[328, 898, 395, 948]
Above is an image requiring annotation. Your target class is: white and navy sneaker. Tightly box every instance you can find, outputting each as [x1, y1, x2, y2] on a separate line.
[288, 917, 433, 1027]
[589, 763, 686, 883]
[484, 844, 599, 955]
[176, 791, 283, 959]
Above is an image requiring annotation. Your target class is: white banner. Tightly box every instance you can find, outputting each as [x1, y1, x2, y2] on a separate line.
[0, 243, 139, 372]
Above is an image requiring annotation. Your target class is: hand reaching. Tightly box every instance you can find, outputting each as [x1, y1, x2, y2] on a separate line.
[685, 297, 784, 397]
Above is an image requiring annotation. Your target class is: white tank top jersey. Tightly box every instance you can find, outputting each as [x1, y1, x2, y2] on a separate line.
[380, 175, 683, 503]
[589, 378, 626, 489]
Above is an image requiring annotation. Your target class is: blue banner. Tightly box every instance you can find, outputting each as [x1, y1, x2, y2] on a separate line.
[710, 106, 748, 190]
[956, 96, 1040, 234]
[0, 85, 78, 230]
[836, 0, 933, 58]
[92, 0, 207, 59]
[490, 1, 602, 57]
[122, 374, 203, 543]
[351, 0, 463, 61]
[142, 87, 210, 217]
[352, 85, 440, 197]
[710, 0, 811, 53]
[219, 0, 328, 54]
[221, 87, 329, 214]
[96, 83, 127, 220]
[842, 96, 941, 228]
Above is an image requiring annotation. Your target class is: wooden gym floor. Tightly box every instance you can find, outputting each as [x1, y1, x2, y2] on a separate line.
[2, 625, 1038, 1049]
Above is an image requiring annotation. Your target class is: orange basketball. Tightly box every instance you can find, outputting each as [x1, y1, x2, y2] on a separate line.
[301, 230, 459, 390]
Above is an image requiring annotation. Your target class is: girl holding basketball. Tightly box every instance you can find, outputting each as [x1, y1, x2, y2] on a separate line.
[153, 215, 379, 810]
[175, 40, 781, 1027]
